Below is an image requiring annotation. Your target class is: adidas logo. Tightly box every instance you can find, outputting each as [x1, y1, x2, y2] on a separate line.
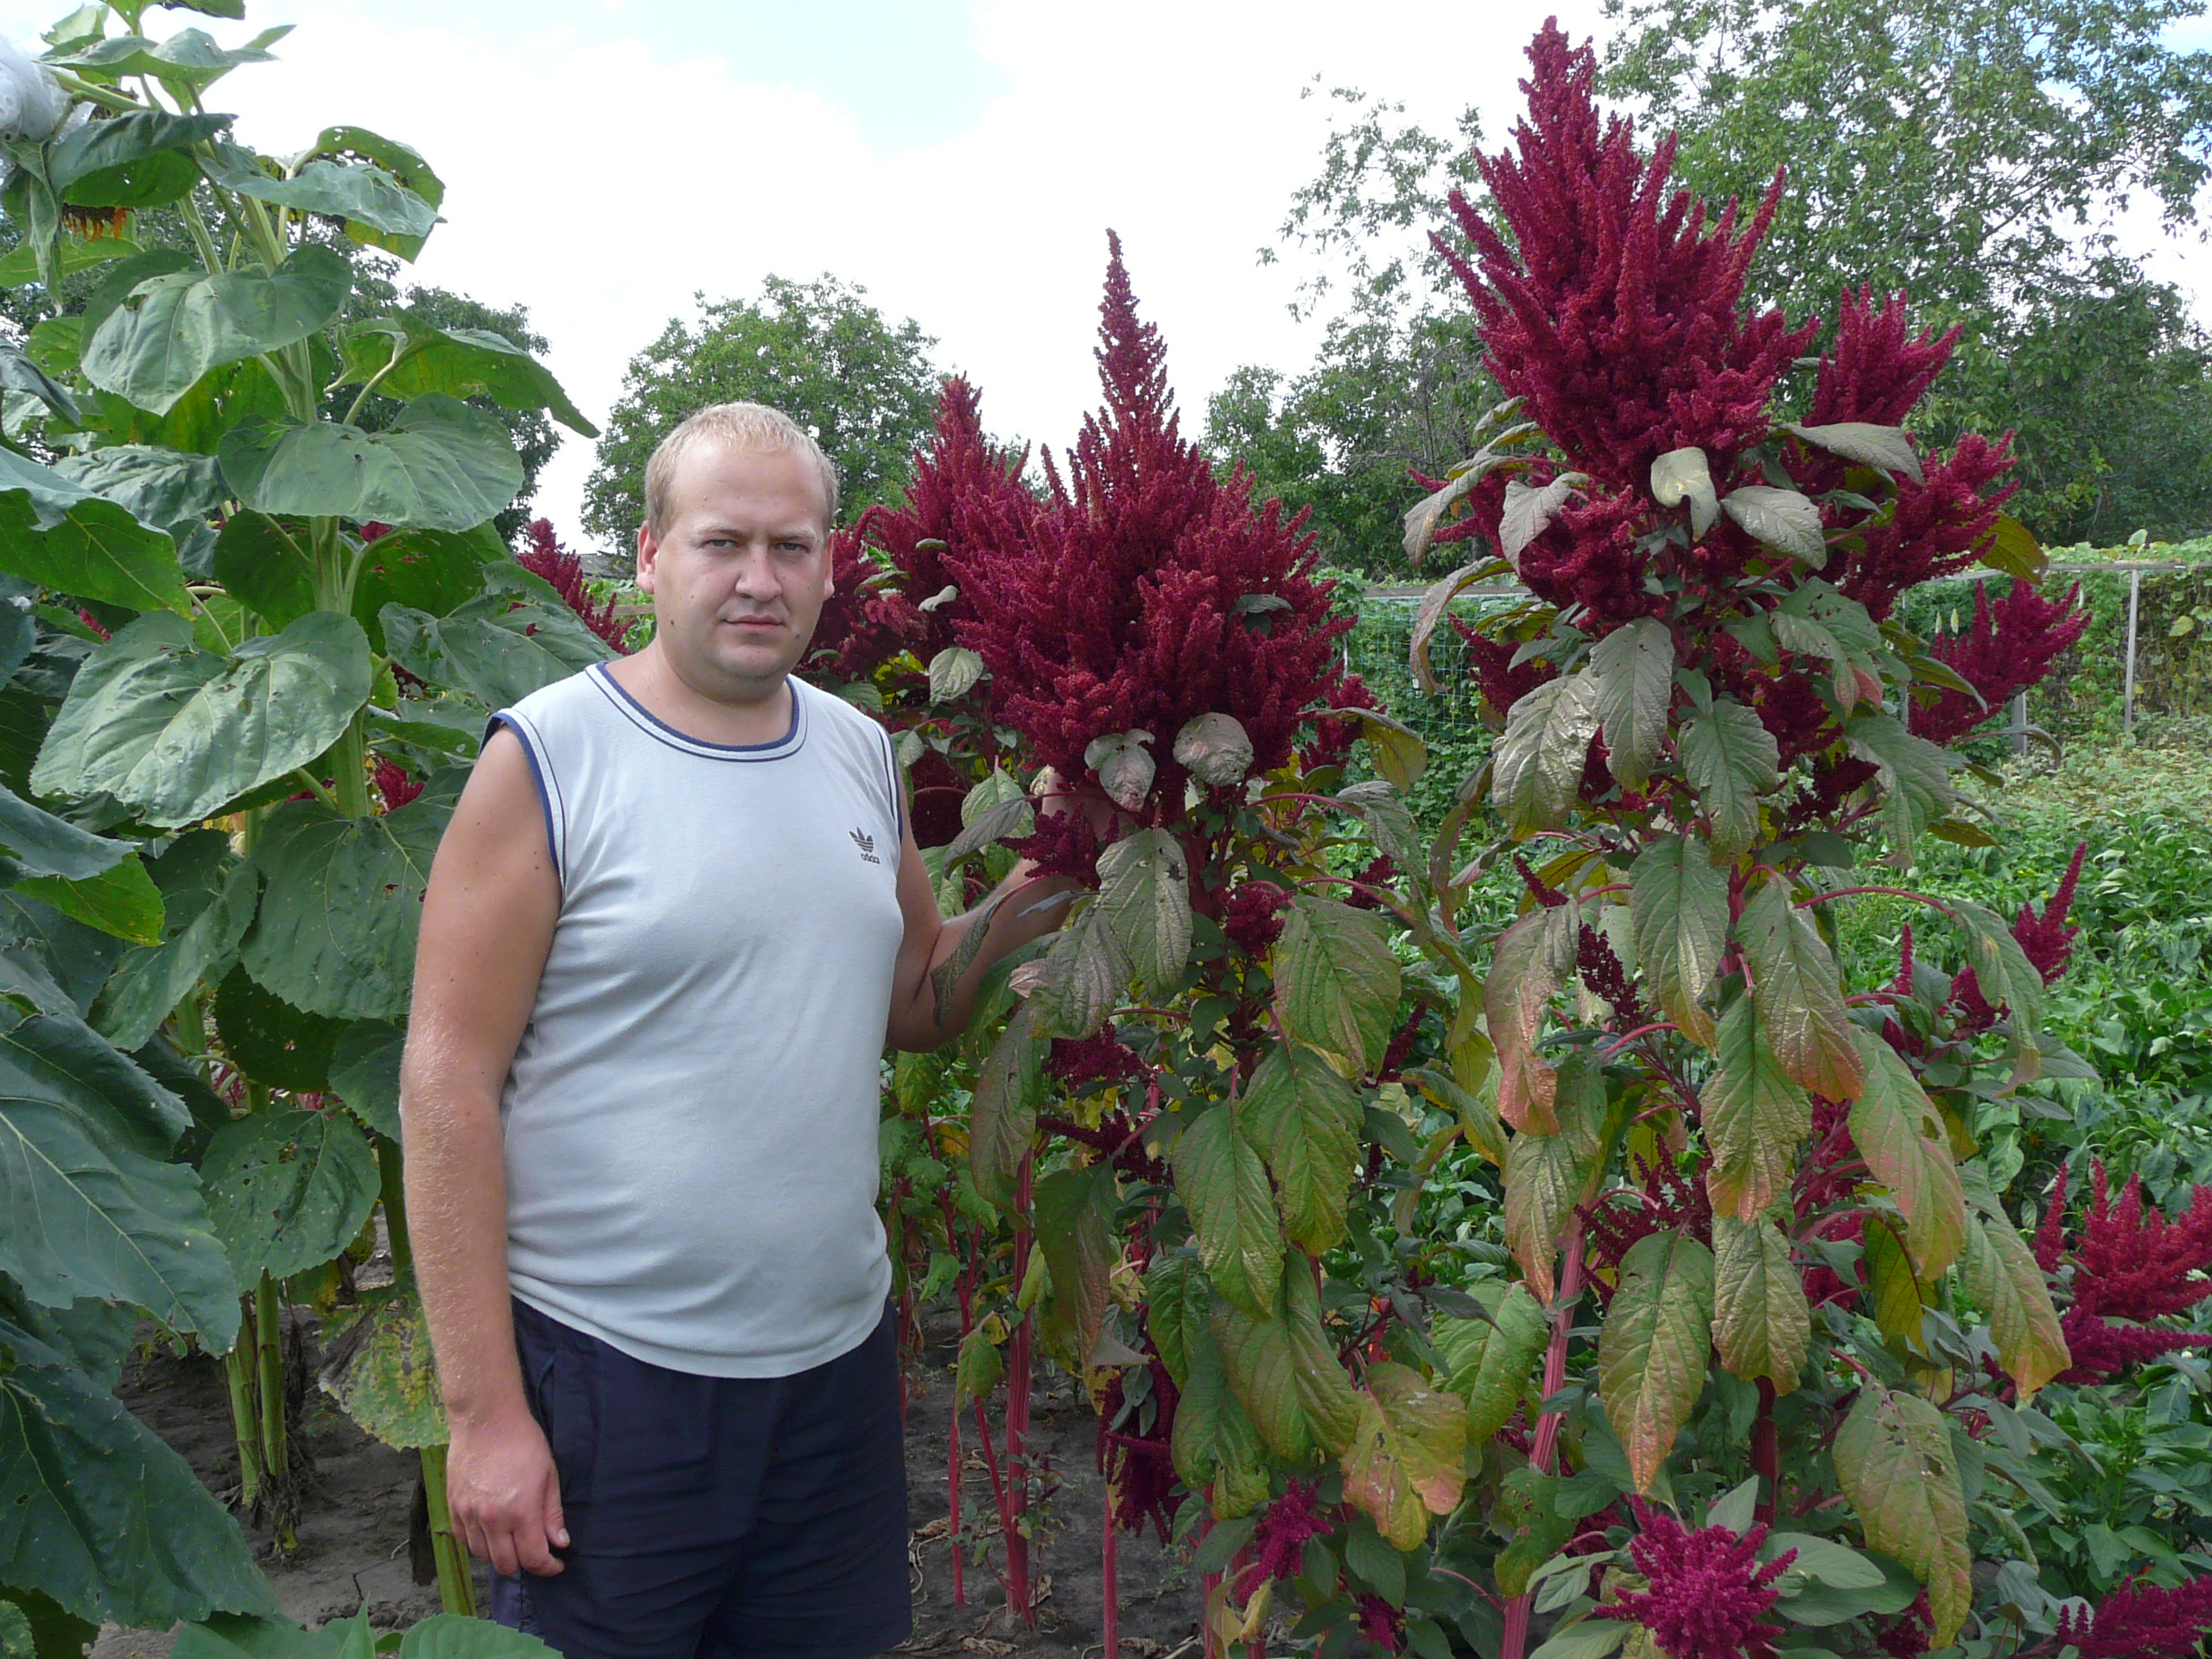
[849, 828, 881, 865]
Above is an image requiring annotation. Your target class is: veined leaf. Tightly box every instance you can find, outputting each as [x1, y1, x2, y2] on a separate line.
[1504, 1053, 1611, 1302]
[1033, 1160, 1118, 1374]
[1241, 1041, 1362, 1254]
[1589, 618, 1673, 791]
[1599, 1230, 1714, 1493]
[1409, 558, 1503, 693]
[1711, 1215, 1809, 1393]
[318, 1285, 446, 1450]
[1173, 1103, 1281, 1317]
[953, 1325, 1003, 1408]
[1679, 699, 1778, 860]
[1501, 474, 1584, 568]
[12, 853, 163, 946]
[383, 565, 614, 708]
[1721, 485, 1826, 567]
[1338, 706, 1427, 790]
[927, 645, 984, 703]
[33, 611, 373, 831]
[1783, 422, 1924, 486]
[1951, 899, 2045, 1083]
[1172, 712, 1255, 785]
[1862, 1216, 1927, 1354]
[1491, 671, 1600, 835]
[1844, 714, 1955, 849]
[1962, 1213, 2069, 1396]
[1083, 729, 1154, 810]
[1171, 1315, 1267, 1516]
[1848, 1032, 1967, 1279]
[1341, 1363, 1468, 1550]
[1834, 1385, 1971, 1645]
[968, 1006, 1042, 1211]
[1737, 877, 1862, 1103]
[1700, 994, 1811, 1223]
[0, 785, 129, 885]
[198, 139, 439, 249]
[200, 1107, 379, 1294]
[1432, 1281, 1549, 1443]
[1096, 828, 1192, 1001]
[219, 394, 523, 532]
[1144, 1248, 1211, 1389]
[1650, 447, 1719, 537]
[1270, 896, 1400, 1072]
[1630, 834, 1726, 1049]
[1025, 899, 1128, 1040]
[1487, 903, 1578, 1134]
[0, 447, 190, 615]
[338, 316, 595, 436]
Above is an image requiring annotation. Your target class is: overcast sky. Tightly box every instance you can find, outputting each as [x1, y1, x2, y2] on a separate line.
[7, 0, 2209, 555]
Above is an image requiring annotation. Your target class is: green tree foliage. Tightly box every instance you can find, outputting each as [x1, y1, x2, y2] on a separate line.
[1599, 0, 2212, 542]
[582, 275, 942, 547]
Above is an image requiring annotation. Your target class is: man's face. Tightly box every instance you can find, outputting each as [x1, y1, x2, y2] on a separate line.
[635, 443, 833, 702]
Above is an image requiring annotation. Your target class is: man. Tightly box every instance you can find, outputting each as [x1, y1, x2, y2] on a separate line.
[402, 403, 1078, 1657]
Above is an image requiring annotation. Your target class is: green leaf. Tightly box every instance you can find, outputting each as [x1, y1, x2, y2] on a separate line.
[1241, 1040, 1362, 1253]
[968, 1005, 1041, 1211]
[1720, 485, 1827, 567]
[1847, 1032, 1967, 1279]
[1630, 834, 1726, 1049]
[0, 448, 189, 615]
[0, 235, 141, 287]
[1096, 828, 1192, 1001]
[1700, 994, 1812, 1224]
[1843, 714, 1955, 849]
[952, 1325, 1003, 1407]
[397, 1615, 558, 1659]
[1762, 1532, 1885, 1592]
[1169, 1317, 1267, 1514]
[1527, 1621, 1629, 1659]
[197, 142, 438, 247]
[1833, 1385, 1971, 1646]
[1172, 712, 1255, 785]
[1737, 877, 1862, 1103]
[1650, 446, 1719, 537]
[1173, 1103, 1281, 1318]
[1341, 1363, 1468, 1549]
[1962, 1213, 2069, 1396]
[1861, 1217, 1927, 1354]
[1270, 895, 1401, 1072]
[1504, 1052, 1611, 1302]
[12, 853, 162, 945]
[1408, 557, 1500, 692]
[0, 1319, 275, 1627]
[318, 1284, 445, 1448]
[0, 338, 83, 424]
[1950, 899, 2045, 1081]
[1491, 671, 1600, 835]
[80, 246, 350, 416]
[348, 524, 508, 654]
[1338, 705, 1428, 790]
[1783, 422, 1924, 486]
[299, 127, 448, 260]
[238, 776, 459, 1023]
[0, 785, 127, 884]
[51, 32, 276, 95]
[1083, 728, 1155, 810]
[1487, 901, 1579, 1134]
[381, 564, 615, 707]
[32, 612, 374, 830]
[1598, 1230, 1714, 1494]
[50, 447, 226, 534]
[1500, 474, 1585, 569]
[1432, 1280, 1549, 1443]
[213, 965, 342, 1094]
[338, 318, 595, 436]
[1144, 1249, 1211, 1389]
[200, 1107, 378, 1293]
[219, 394, 524, 532]
[1975, 512, 2044, 582]
[326, 1020, 404, 1142]
[1589, 618, 1673, 791]
[1711, 1215, 1809, 1392]
[1033, 1160, 1117, 1371]
[1211, 1257, 1361, 1460]
[208, 511, 311, 630]
[1679, 699, 1778, 860]
[1024, 899, 1128, 1040]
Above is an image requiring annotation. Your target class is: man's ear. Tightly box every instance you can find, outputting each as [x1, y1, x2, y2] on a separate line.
[635, 523, 658, 594]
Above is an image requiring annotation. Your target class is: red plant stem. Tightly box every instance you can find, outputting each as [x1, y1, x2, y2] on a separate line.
[939, 1183, 977, 1607]
[1502, 1228, 1587, 1659]
[1602, 1020, 1679, 1057]
[1752, 1379, 1779, 1526]
[1793, 885, 1956, 920]
[1006, 1152, 1036, 1627]
[1199, 1503, 1219, 1659]
[1102, 1479, 1119, 1659]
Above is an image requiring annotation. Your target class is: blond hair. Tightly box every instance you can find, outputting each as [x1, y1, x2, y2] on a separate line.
[642, 403, 839, 535]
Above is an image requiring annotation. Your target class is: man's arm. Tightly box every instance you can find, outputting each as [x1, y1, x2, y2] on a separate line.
[883, 773, 1109, 1051]
[399, 728, 566, 1578]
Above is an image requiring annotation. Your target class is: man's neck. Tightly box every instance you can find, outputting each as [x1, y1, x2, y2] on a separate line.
[601, 645, 795, 747]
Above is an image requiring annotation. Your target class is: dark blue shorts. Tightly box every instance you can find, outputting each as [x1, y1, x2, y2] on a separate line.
[489, 1298, 912, 1659]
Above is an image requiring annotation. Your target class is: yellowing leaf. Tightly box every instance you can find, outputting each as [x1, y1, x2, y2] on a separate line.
[1433, 1281, 1550, 1443]
[1487, 902, 1579, 1134]
[1630, 834, 1726, 1049]
[1096, 827, 1192, 1001]
[1172, 1103, 1282, 1317]
[1700, 995, 1812, 1222]
[1599, 1230, 1714, 1493]
[1271, 895, 1402, 1071]
[1491, 671, 1601, 836]
[1834, 1385, 1972, 1647]
[1242, 1041, 1363, 1253]
[1503, 1053, 1611, 1302]
[969, 1005, 1041, 1211]
[1738, 877, 1863, 1103]
[1849, 1033, 1967, 1278]
[1341, 1363, 1468, 1549]
[1589, 617, 1675, 791]
[1678, 698, 1778, 860]
[1711, 1216, 1809, 1393]
[1963, 1213, 2069, 1396]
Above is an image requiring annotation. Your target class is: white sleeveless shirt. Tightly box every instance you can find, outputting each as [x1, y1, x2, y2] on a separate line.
[490, 664, 905, 1376]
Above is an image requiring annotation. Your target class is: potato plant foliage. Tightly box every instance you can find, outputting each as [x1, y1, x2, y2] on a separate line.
[0, 1, 598, 1648]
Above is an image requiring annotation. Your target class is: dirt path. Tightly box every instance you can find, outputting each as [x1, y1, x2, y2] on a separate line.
[93, 1307, 1207, 1657]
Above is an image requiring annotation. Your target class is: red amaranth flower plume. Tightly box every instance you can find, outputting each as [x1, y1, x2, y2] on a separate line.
[1354, 1593, 1403, 1654]
[1457, 620, 1558, 722]
[519, 519, 630, 652]
[1909, 581, 2088, 745]
[1097, 1359, 1181, 1541]
[1808, 290, 1959, 432]
[1835, 435, 2017, 620]
[1222, 880, 1291, 957]
[2055, 1573, 2212, 1658]
[374, 757, 423, 814]
[1598, 1500, 1794, 1659]
[2040, 1161, 2212, 1382]
[1046, 1030, 1144, 1089]
[1250, 1480, 1330, 1582]
[1435, 22, 1812, 499]
[948, 235, 1353, 816]
[1584, 1177, 1713, 1305]
[2012, 839, 2087, 983]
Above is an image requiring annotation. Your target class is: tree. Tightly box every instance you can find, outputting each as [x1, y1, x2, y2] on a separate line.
[582, 275, 942, 548]
[1599, 0, 2212, 539]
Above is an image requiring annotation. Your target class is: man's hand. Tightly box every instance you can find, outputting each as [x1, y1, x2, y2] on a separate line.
[449, 1405, 569, 1578]
[1033, 764, 1120, 840]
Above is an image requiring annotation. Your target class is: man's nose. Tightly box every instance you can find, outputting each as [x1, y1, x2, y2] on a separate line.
[729, 546, 779, 598]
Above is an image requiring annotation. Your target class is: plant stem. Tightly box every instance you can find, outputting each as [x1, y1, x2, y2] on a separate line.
[1502, 1228, 1586, 1659]
[378, 1135, 413, 1277]
[1752, 1379, 1779, 1527]
[1102, 1479, 1119, 1659]
[419, 1441, 478, 1615]
[1006, 1151, 1036, 1627]
[223, 1310, 264, 1513]
[253, 1271, 293, 1549]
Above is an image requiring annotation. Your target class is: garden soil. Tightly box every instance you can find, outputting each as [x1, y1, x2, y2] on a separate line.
[92, 1301, 1207, 1659]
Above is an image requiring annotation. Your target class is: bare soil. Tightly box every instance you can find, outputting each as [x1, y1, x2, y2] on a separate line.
[92, 1304, 1207, 1658]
